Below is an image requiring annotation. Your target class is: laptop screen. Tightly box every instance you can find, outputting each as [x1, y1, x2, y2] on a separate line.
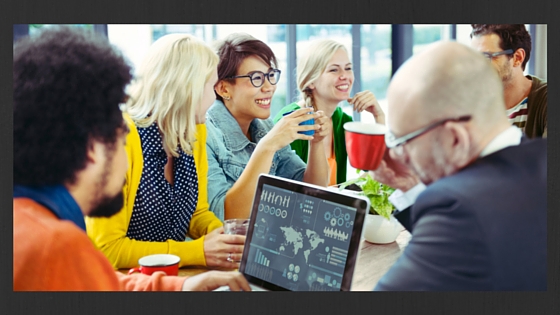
[239, 174, 368, 291]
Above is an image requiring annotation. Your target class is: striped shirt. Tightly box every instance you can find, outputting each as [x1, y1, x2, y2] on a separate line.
[506, 97, 528, 133]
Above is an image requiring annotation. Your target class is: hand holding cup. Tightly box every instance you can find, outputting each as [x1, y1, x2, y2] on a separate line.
[203, 226, 246, 268]
[223, 219, 249, 263]
[262, 108, 319, 151]
[282, 108, 315, 136]
[368, 149, 421, 192]
[310, 110, 332, 143]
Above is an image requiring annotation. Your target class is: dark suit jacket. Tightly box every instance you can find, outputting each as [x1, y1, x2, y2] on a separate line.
[375, 138, 547, 290]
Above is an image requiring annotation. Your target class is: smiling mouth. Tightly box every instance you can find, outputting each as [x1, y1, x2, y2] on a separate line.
[255, 98, 271, 106]
[336, 84, 350, 91]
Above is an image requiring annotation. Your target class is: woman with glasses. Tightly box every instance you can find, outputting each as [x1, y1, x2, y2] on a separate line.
[273, 39, 386, 185]
[86, 34, 246, 269]
[206, 33, 329, 220]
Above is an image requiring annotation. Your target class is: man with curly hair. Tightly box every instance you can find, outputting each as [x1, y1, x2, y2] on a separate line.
[471, 24, 547, 138]
[13, 25, 250, 291]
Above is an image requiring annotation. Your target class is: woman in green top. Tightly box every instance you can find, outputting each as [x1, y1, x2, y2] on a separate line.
[273, 39, 385, 185]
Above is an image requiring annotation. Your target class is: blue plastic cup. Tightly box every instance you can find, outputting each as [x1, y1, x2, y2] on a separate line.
[282, 110, 315, 136]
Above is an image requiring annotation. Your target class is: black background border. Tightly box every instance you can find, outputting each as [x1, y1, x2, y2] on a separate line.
[2, 0, 558, 314]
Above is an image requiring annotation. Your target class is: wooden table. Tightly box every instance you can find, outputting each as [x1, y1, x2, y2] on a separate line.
[350, 229, 411, 291]
[119, 230, 411, 291]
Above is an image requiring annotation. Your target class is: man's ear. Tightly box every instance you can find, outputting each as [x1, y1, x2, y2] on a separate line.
[86, 140, 105, 166]
[512, 48, 526, 68]
[445, 122, 472, 169]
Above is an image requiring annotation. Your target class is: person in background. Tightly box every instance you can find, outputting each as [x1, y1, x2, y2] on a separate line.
[370, 41, 545, 290]
[206, 33, 330, 220]
[470, 24, 547, 138]
[86, 33, 246, 269]
[13, 26, 250, 291]
[273, 39, 386, 185]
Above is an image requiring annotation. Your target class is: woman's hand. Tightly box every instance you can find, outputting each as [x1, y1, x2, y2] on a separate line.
[260, 108, 319, 152]
[348, 90, 386, 125]
[202, 227, 245, 269]
[181, 270, 251, 291]
[310, 110, 332, 143]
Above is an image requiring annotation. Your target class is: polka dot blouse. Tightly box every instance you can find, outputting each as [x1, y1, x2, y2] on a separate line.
[127, 123, 198, 242]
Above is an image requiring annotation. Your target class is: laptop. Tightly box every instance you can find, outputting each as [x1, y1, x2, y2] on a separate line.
[222, 174, 369, 291]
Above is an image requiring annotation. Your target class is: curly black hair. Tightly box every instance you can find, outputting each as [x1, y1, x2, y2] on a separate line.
[14, 25, 133, 186]
[470, 24, 532, 70]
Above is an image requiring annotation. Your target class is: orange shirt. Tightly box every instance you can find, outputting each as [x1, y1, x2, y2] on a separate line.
[13, 198, 186, 291]
[327, 153, 337, 187]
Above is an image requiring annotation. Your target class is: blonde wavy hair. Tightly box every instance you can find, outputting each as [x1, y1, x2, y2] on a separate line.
[296, 39, 348, 111]
[126, 33, 218, 156]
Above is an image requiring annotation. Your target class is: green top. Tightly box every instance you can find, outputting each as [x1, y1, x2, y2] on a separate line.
[273, 102, 353, 184]
[525, 75, 547, 138]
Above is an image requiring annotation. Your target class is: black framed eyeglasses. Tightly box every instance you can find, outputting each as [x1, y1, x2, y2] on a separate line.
[481, 49, 514, 59]
[386, 115, 472, 155]
[226, 69, 281, 88]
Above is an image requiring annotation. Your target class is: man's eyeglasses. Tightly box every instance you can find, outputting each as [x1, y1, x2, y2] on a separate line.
[386, 115, 472, 156]
[481, 49, 514, 59]
[226, 69, 281, 88]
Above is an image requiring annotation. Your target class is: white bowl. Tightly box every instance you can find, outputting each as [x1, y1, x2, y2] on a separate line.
[363, 214, 402, 244]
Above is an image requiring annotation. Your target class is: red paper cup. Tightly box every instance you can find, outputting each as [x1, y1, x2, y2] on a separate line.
[344, 122, 387, 171]
[128, 254, 180, 276]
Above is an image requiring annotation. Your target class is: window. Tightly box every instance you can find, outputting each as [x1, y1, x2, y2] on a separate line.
[360, 24, 392, 123]
[14, 24, 105, 43]
[413, 24, 447, 53]
[28, 24, 94, 35]
[107, 24, 288, 117]
[456, 24, 474, 46]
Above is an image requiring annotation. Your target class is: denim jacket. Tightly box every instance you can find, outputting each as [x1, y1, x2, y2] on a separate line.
[205, 100, 306, 220]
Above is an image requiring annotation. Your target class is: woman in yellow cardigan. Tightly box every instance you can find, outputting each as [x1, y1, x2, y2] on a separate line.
[86, 34, 245, 269]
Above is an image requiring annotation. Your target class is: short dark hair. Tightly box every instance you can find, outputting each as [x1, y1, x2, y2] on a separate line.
[14, 25, 133, 186]
[214, 33, 278, 101]
[470, 24, 532, 70]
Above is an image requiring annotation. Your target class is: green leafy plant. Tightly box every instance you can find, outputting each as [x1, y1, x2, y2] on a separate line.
[338, 171, 396, 220]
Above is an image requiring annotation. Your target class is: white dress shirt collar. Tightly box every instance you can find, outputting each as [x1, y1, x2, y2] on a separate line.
[479, 126, 523, 158]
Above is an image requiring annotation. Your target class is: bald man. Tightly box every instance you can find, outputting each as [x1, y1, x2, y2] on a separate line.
[370, 41, 546, 291]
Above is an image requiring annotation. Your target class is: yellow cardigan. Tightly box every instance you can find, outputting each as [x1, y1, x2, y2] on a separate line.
[85, 116, 223, 269]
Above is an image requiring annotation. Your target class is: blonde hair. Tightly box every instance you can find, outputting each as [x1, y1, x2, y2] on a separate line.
[296, 39, 347, 111]
[126, 34, 218, 156]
